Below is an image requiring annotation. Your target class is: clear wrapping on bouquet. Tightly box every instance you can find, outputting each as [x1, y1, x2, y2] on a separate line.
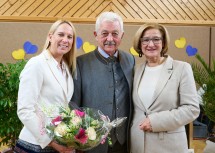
[45, 106, 127, 151]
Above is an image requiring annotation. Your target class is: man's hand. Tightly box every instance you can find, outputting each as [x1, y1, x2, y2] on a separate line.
[49, 141, 75, 153]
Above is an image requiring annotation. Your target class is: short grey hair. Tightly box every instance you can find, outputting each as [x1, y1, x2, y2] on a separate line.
[95, 12, 124, 33]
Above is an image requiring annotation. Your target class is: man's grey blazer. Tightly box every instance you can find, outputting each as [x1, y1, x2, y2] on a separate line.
[71, 49, 135, 153]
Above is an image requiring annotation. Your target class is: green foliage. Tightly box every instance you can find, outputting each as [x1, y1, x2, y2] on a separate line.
[0, 60, 27, 148]
[192, 54, 215, 122]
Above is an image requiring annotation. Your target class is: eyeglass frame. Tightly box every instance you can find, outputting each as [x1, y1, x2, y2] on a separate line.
[140, 37, 163, 45]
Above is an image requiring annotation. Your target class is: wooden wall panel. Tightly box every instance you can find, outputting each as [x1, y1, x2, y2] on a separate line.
[167, 0, 188, 19]
[12, 0, 36, 16]
[65, 0, 86, 17]
[202, 0, 215, 17]
[0, 0, 214, 25]
[30, 0, 53, 16]
[21, 0, 44, 16]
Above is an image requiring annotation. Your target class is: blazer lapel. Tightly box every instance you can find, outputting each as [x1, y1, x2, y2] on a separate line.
[43, 50, 68, 96]
[151, 56, 174, 105]
[119, 51, 130, 86]
[135, 63, 148, 111]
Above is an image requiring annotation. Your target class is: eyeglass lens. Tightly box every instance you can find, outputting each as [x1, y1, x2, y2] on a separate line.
[141, 37, 162, 45]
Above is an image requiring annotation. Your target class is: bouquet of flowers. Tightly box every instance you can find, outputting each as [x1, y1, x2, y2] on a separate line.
[45, 106, 126, 151]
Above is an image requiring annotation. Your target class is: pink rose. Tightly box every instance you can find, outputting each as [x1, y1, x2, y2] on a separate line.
[51, 116, 62, 126]
[74, 109, 85, 117]
[75, 128, 88, 144]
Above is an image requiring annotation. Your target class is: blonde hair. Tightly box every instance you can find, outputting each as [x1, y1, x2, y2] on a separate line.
[43, 20, 77, 75]
[133, 23, 170, 57]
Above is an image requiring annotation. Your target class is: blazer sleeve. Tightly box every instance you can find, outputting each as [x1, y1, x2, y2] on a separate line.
[17, 57, 52, 148]
[149, 62, 200, 132]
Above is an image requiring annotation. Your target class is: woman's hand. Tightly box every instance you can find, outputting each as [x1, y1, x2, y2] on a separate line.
[49, 141, 75, 153]
[139, 117, 152, 132]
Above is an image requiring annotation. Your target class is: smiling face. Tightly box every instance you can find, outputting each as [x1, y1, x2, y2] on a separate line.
[94, 20, 124, 56]
[49, 23, 74, 61]
[141, 28, 163, 60]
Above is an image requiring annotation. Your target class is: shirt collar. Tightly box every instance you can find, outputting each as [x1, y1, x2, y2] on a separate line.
[53, 58, 66, 70]
[98, 47, 118, 58]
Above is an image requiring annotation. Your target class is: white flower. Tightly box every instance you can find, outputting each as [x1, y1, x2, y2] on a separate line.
[54, 122, 68, 136]
[70, 116, 82, 127]
[86, 127, 97, 140]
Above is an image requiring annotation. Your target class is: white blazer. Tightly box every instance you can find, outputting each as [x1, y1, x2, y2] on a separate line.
[17, 50, 74, 148]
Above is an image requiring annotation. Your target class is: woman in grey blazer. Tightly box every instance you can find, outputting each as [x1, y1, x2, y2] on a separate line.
[15, 20, 77, 153]
[130, 23, 200, 153]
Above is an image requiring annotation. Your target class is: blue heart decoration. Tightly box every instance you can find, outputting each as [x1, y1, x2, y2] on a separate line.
[76, 37, 83, 49]
[186, 45, 198, 56]
[23, 41, 38, 54]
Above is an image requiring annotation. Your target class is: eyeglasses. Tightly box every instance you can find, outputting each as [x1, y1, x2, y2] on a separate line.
[140, 37, 162, 45]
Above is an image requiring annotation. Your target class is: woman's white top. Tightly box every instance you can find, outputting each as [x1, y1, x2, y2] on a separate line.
[138, 64, 163, 109]
[53, 58, 68, 93]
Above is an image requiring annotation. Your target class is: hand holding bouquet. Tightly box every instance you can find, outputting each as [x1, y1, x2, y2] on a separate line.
[45, 106, 126, 151]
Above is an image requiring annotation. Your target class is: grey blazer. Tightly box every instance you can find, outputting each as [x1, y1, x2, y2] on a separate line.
[71, 49, 135, 153]
[130, 56, 200, 153]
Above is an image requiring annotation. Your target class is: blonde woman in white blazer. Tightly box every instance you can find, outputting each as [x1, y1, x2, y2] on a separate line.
[15, 20, 77, 153]
[130, 23, 200, 153]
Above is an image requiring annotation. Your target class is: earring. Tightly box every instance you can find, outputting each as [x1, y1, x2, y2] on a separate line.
[139, 52, 143, 57]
